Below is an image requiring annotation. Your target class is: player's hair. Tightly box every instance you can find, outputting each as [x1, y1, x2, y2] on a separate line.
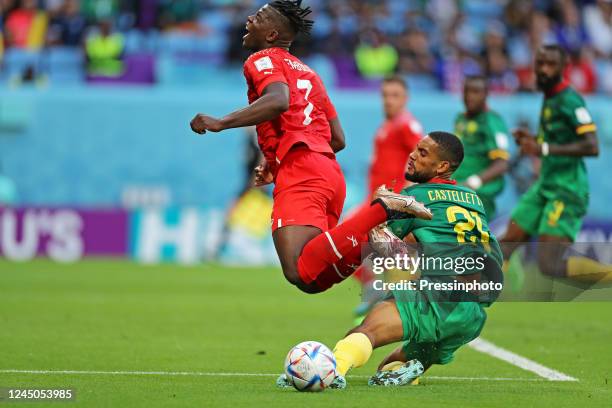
[269, 0, 314, 36]
[382, 75, 408, 90]
[540, 44, 567, 65]
[464, 75, 488, 90]
[429, 131, 464, 172]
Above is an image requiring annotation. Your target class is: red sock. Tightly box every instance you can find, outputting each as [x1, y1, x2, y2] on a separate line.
[314, 244, 363, 291]
[352, 262, 375, 285]
[297, 203, 387, 285]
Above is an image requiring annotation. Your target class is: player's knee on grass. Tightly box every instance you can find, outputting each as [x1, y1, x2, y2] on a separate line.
[377, 346, 408, 370]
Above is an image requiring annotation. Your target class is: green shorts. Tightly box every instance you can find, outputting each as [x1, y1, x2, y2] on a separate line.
[511, 183, 588, 241]
[392, 289, 487, 367]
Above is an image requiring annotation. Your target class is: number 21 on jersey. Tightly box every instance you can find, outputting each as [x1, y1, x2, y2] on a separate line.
[446, 206, 491, 251]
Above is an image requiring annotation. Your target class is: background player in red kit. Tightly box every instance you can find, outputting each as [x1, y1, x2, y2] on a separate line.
[368, 76, 423, 196]
[189, 0, 431, 294]
[353, 75, 423, 316]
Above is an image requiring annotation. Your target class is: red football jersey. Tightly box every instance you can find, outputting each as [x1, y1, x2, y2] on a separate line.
[368, 111, 423, 194]
[243, 47, 337, 173]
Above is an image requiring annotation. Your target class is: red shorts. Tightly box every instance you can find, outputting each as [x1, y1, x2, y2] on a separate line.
[271, 146, 346, 232]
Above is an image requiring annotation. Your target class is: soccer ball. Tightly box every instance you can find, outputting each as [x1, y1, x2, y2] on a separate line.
[284, 341, 337, 392]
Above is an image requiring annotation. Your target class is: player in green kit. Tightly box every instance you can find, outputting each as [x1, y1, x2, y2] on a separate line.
[501, 45, 612, 283]
[276, 132, 504, 388]
[453, 76, 510, 218]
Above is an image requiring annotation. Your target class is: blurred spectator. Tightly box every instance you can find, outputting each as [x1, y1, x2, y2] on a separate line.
[396, 29, 435, 75]
[0, 0, 608, 93]
[565, 49, 597, 94]
[504, 0, 534, 34]
[320, 21, 358, 58]
[426, 0, 459, 32]
[513, 12, 556, 91]
[47, 0, 86, 46]
[485, 49, 519, 94]
[449, 13, 481, 55]
[553, 0, 590, 53]
[355, 29, 398, 79]
[136, 0, 159, 31]
[436, 48, 480, 93]
[85, 20, 124, 77]
[5, 0, 48, 49]
[480, 23, 518, 93]
[158, 0, 197, 30]
[482, 22, 508, 55]
[43, 0, 63, 18]
[584, 0, 612, 58]
[81, 0, 118, 22]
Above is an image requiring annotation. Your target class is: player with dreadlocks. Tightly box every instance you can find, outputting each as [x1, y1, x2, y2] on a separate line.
[190, 1, 432, 294]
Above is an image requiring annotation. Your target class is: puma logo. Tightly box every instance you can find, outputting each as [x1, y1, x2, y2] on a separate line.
[347, 235, 358, 247]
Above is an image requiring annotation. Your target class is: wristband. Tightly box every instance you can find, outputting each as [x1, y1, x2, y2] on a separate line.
[466, 175, 483, 190]
[541, 142, 550, 156]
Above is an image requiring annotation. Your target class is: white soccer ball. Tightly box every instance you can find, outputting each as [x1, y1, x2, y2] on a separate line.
[284, 341, 337, 392]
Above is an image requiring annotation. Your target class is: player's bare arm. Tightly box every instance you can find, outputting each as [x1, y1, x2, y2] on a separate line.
[190, 82, 289, 134]
[328, 117, 346, 153]
[513, 129, 599, 157]
[473, 158, 509, 185]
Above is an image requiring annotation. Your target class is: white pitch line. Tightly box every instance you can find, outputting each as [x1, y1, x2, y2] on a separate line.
[469, 338, 578, 382]
[0, 369, 543, 382]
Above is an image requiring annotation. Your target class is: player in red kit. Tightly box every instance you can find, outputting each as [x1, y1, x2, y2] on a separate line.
[353, 75, 424, 317]
[190, 0, 432, 294]
[368, 76, 423, 195]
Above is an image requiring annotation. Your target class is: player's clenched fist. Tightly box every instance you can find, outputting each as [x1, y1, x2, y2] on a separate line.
[254, 163, 274, 187]
[512, 128, 542, 156]
[190, 114, 224, 134]
[512, 128, 532, 143]
[518, 136, 542, 156]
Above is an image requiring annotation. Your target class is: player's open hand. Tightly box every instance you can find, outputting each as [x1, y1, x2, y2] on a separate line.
[254, 164, 274, 187]
[190, 114, 224, 134]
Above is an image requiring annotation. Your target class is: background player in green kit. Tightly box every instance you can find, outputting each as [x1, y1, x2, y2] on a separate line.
[453, 76, 510, 218]
[500, 45, 612, 283]
[276, 132, 503, 388]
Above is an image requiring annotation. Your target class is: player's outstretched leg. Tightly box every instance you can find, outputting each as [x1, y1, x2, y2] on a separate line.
[499, 220, 531, 290]
[539, 235, 612, 282]
[275, 188, 432, 293]
[330, 299, 407, 387]
[355, 225, 410, 319]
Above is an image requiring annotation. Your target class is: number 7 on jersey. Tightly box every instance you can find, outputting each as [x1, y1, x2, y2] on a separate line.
[297, 79, 313, 126]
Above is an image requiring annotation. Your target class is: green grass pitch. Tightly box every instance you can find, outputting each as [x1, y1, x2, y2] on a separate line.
[0, 259, 611, 407]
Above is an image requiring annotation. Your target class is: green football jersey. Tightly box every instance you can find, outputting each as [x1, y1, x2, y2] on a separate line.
[388, 182, 503, 277]
[453, 110, 510, 198]
[537, 86, 595, 196]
